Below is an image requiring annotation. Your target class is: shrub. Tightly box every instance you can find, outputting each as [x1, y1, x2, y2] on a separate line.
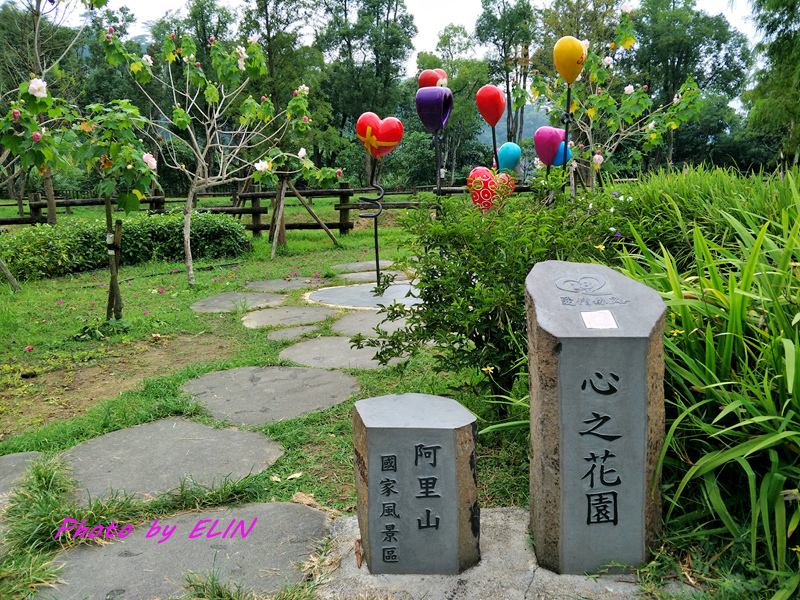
[0, 211, 250, 281]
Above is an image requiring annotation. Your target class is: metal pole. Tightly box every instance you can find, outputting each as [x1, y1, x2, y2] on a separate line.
[491, 127, 499, 172]
[434, 133, 442, 196]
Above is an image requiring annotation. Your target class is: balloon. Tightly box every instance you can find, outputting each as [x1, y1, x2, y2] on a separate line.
[356, 112, 404, 159]
[551, 141, 573, 166]
[533, 126, 566, 167]
[415, 86, 454, 133]
[553, 36, 587, 85]
[418, 68, 448, 88]
[497, 142, 521, 174]
[476, 85, 505, 127]
[467, 166, 515, 212]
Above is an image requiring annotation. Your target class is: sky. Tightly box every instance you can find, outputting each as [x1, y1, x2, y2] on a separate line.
[96, 0, 761, 75]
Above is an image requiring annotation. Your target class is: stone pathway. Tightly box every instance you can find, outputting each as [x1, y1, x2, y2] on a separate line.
[331, 260, 393, 273]
[183, 366, 359, 426]
[331, 311, 407, 338]
[190, 292, 285, 313]
[335, 270, 408, 283]
[280, 337, 400, 370]
[308, 283, 420, 309]
[245, 278, 329, 292]
[40, 503, 328, 600]
[241, 305, 337, 329]
[0, 451, 42, 559]
[267, 325, 319, 341]
[63, 419, 284, 503]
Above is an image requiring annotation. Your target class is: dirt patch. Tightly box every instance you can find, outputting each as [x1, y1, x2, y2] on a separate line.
[0, 334, 236, 439]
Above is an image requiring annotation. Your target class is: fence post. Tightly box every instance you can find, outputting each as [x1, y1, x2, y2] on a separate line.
[338, 181, 351, 235]
[252, 196, 262, 238]
[29, 193, 41, 222]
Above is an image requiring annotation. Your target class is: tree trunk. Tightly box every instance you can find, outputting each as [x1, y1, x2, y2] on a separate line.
[104, 197, 123, 320]
[43, 166, 56, 225]
[184, 183, 196, 285]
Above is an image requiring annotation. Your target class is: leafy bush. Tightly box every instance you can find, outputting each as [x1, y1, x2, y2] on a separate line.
[362, 191, 605, 400]
[0, 211, 250, 281]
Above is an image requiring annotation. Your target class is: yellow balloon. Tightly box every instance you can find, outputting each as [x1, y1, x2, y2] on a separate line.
[553, 36, 587, 85]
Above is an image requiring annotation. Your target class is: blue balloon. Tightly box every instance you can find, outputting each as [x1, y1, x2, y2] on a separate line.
[497, 142, 522, 174]
[551, 141, 572, 166]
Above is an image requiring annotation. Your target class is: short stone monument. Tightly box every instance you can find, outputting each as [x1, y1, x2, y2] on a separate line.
[352, 393, 480, 574]
[525, 261, 666, 574]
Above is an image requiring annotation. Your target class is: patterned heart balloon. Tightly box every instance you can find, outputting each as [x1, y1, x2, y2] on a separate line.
[356, 112, 404, 159]
[467, 166, 515, 212]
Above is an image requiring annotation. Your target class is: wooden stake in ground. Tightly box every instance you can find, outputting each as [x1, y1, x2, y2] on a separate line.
[270, 178, 287, 260]
[0, 257, 21, 291]
[104, 198, 124, 320]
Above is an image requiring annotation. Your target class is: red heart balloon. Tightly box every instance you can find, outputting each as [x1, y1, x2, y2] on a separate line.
[356, 112, 404, 159]
[467, 166, 515, 212]
[476, 85, 506, 127]
[418, 68, 448, 88]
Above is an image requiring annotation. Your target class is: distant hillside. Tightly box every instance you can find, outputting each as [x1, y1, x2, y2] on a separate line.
[478, 105, 551, 146]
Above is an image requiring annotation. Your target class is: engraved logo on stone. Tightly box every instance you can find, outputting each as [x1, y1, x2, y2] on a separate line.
[555, 274, 611, 296]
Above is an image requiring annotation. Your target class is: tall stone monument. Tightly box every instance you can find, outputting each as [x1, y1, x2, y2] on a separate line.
[525, 261, 666, 574]
[353, 393, 480, 574]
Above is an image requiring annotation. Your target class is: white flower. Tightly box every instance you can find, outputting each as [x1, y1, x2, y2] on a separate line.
[621, 4, 631, 13]
[298, 147, 307, 159]
[609, 227, 617, 232]
[254, 160, 269, 172]
[568, 141, 574, 148]
[603, 56, 613, 66]
[624, 84, 634, 95]
[609, 207, 615, 213]
[647, 121, 655, 130]
[238, 58, 246, 71]
[593, 154, 604, 165]
[142, 54, 153, 67]
[142, 152, 157, 170]
[533, 157, 544, 169]
[183, 56, 189, 63]
[582, 39, 590, 49]
[28, 78, 47, 99]
[673, 94, 680, 104]
[575, 73, 582, 81]
[588, 203, 593, 210]
[248, 33, 261, 44]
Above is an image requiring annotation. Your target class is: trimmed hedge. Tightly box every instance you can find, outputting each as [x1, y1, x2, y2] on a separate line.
[0, 211, 251, 281]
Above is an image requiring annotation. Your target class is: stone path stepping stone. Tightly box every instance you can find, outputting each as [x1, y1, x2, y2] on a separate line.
[41, 502, 328, 600]
[63, 419, 283, 502]
[267, 326, 319, 341]
[308, 283, 420, 309]
[318, 507, 643, 600]
[0, 451, 41, 512]
[331, 260, 392, 273]
[245, 278, 329, 292]
[241, 305, 338, 329]
[331, 311, 407, 338]
[336, 270, 408, 283]
[183, 366, 359, 426]
[280, 337, 400, 370]
[190, 292, 285, 313]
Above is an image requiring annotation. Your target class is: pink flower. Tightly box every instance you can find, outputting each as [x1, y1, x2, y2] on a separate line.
[32, 132, 40, 142]
[28, 78, 47, 99]
[293, 90, 297, 97]
[302, 116, 309, 123]
[624, 84, 634, 94]
[171, 33, 176, 39]
[106, 34, 112, 41]
[643, 85, 648, 91]
[108, 27, 114, 34]
[298, 147, 307, 159]
[209, 36, 215, 43]
[142, 54, 153, 67]
[336, 169, 342, 178]
[12, 109, 20, 121]
[144, 310, 149, 314]
[25, 345, 33, 351]
[593, 154, 604, 165]
[261, 96, 266, 102]
[603, 56, 613, 66]
[195, 61, 201, 68]
[158, 289, 164, 293]
[142, 152, 157, 170]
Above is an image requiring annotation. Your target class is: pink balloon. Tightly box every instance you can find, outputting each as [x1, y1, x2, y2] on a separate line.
[534, 126, 565, 168]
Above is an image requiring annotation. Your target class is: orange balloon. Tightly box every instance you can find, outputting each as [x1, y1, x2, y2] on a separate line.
[553, 36, 587, 85]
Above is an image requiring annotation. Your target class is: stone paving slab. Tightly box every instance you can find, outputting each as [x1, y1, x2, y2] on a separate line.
[190, 292, 285, 313]
[39, 502, 329, 600]
[318, 508, 643, 600]
[331, 311, 408, 338]
[63, 419, 283, 502]
[336, 270, 408, 283]
[267, 326, 319, 341]
[241, 305, 337, 329]
[183, 366, 359, 426]
[245, 278, 329, 292]
[331, 260, 393, 273]
[0, 451, 41, 512]
[280, 337, 400, 370]
[308, 283, 420, 309]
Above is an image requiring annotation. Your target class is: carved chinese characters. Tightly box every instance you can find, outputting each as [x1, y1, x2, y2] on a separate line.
[353, 394, 480, 574]
[526, 261, 666, 574]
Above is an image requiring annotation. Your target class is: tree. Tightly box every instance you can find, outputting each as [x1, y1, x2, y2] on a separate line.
[103, 30, 339, 284]
[475, 0, 534, 145]
[746, 0, 800, 159]
[315, 0, 417, 131]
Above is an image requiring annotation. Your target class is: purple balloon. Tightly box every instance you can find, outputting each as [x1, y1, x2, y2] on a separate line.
[415, 86, 454, 133]
[534, 126, 566, 168]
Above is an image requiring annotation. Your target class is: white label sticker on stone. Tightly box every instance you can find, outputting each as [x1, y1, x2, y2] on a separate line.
[581, 310, 618, 329]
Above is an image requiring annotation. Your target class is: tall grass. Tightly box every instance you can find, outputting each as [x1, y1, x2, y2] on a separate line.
[619, 172, 800, 599]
